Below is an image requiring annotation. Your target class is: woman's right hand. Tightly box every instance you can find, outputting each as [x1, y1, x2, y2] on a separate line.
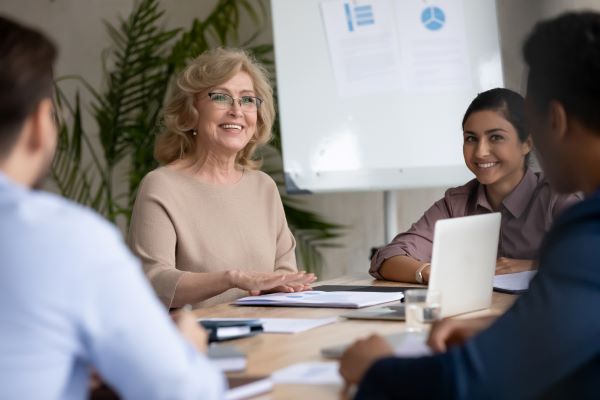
[227, 270, 316, 294]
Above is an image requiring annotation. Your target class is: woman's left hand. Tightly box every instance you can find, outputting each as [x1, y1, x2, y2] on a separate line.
[495, 257, 536, 275]
[248, 272, 317, 295]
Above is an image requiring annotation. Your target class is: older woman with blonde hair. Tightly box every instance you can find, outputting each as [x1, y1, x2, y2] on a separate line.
[129, 48, 315, 309]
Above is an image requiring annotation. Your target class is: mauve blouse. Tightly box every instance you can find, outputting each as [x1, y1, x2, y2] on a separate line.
[369, 169, 582, 279]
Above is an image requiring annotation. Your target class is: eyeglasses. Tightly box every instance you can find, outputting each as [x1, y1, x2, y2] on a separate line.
[207, 92, 263, 112]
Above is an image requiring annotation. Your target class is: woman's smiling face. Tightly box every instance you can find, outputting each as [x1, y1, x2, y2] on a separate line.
[463, 110, 532, 188]
[194, 71, 258, 157]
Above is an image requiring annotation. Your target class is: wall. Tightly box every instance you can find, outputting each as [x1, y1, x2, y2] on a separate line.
[2, 0, 598, 280]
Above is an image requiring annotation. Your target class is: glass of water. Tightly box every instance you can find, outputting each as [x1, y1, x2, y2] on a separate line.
[404, 289, 442, 332]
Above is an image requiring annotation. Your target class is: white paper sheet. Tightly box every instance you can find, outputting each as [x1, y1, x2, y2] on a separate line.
[272, 362, 343, 385]
[493, 270, 537, 293]
[320, 0, 403, 96]
[234, 291, 404, 308]
[200, 317, 338, 334]
[393, 332, 432, 357]
[395, 0, 471, 91]
[320, 0, 471, 96]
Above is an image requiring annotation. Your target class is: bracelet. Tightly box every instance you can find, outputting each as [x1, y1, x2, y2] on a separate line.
[415, 262, 431, 284]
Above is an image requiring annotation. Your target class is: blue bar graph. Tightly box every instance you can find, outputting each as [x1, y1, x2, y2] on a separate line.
[354, 4, 374, 27]
[344, 3, 375, 32]
[344, 3, 354, 32]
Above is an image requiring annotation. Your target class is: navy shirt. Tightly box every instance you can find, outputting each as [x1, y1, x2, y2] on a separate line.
[358, 188, 600, 399]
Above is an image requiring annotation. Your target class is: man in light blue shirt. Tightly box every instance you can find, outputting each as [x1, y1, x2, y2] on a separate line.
[0, 15, 225, 400]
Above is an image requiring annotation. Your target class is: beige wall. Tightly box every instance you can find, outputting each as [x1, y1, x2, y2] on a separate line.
[3, 0, 598, 279]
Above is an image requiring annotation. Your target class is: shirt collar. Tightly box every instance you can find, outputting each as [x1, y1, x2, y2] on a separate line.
[0, 171, 10, 187]
[475, 168, 538, 218]
[475, 184, 493, 211]
[502, 168, 538, 218]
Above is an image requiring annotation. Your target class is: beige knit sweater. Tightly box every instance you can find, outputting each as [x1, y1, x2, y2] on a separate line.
[128, 167, 297, 308]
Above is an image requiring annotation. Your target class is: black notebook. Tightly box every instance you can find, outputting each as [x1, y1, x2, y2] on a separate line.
[199, 319, 263, 343]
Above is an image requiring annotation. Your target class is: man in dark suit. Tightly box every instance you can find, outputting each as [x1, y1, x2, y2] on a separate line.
[340, 11, 600, 400]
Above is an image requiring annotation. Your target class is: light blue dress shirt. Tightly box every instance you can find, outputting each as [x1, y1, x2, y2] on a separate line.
[0, 173, 225, 399]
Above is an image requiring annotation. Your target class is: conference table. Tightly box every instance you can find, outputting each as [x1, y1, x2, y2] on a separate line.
[192, 275, 517, 400]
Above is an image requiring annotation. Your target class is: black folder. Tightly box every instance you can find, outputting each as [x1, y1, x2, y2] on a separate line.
[199, 319, 263, 343]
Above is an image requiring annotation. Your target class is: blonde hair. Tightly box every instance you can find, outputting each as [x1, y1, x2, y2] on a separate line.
[155, 48, 275, 169]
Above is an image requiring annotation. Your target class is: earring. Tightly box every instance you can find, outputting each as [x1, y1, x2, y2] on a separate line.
[192, 130, 197, 136]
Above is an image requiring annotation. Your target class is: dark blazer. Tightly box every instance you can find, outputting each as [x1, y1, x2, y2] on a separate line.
[358, 188, 600, 400]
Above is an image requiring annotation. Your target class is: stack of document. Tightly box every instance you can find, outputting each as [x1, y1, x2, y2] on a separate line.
[273, 362, 343, 385]
[234, 290, 404, 309]
[493, 270, 537, 294]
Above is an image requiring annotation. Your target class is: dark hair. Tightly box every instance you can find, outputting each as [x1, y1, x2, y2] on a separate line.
[0, 15, 57, 159]
[462, 88, 528, 142]
[523, 11, 600, 133]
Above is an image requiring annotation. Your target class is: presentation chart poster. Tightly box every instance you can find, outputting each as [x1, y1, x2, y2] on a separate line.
[272, 0, 502, 192]
[320, 0, 471, 96]
[396, 0, 471, 91]
[320, 0, 403, 96]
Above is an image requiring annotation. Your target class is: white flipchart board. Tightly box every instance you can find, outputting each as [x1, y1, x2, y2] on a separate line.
[271, 0, 503, 193]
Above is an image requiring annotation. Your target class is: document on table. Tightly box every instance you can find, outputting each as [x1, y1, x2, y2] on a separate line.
[493, 270, 537, 294]
[273, 362, 343, 385]
[200, 317, 338, 334]
[234, 291, 404, 309]
[393, 332, 432, 357]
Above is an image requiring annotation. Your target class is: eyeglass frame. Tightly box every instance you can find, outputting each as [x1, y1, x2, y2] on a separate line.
[207, 92, 263, 112]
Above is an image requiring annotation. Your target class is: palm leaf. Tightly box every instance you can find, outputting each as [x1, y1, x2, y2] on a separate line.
[51, 90, 97, 208]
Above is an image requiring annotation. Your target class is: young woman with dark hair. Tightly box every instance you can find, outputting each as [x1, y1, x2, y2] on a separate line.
[341, 12, 600, 399]
[370, 88, 580, 284]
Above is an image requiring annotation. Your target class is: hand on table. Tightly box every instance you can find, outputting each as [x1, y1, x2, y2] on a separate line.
[235, 271, 316, 296]
[339, 334, 394, 391]
[495, 257, 536, 275]
[427, 315, 497, 353]
[171, 306, 208, 353]
[253, 272, 317, 295]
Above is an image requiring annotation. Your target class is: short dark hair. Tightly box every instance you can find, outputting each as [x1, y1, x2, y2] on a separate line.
[523, 11, 600, 133]
[0, 15, 57, 159]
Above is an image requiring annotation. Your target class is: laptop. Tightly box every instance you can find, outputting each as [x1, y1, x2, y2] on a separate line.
[328, 213, 500, 353]
[428, 212, 500, 317]
[341, 303, 406, 321]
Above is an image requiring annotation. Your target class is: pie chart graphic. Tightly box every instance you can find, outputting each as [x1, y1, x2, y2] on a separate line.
[421, 6, 445, 31]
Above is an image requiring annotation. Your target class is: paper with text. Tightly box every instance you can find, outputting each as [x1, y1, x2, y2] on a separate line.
[395, 0, 471, 91]
[321, 0, 403, 96]
[273, 362, 343, 385]
[234, 290, 404, 308]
